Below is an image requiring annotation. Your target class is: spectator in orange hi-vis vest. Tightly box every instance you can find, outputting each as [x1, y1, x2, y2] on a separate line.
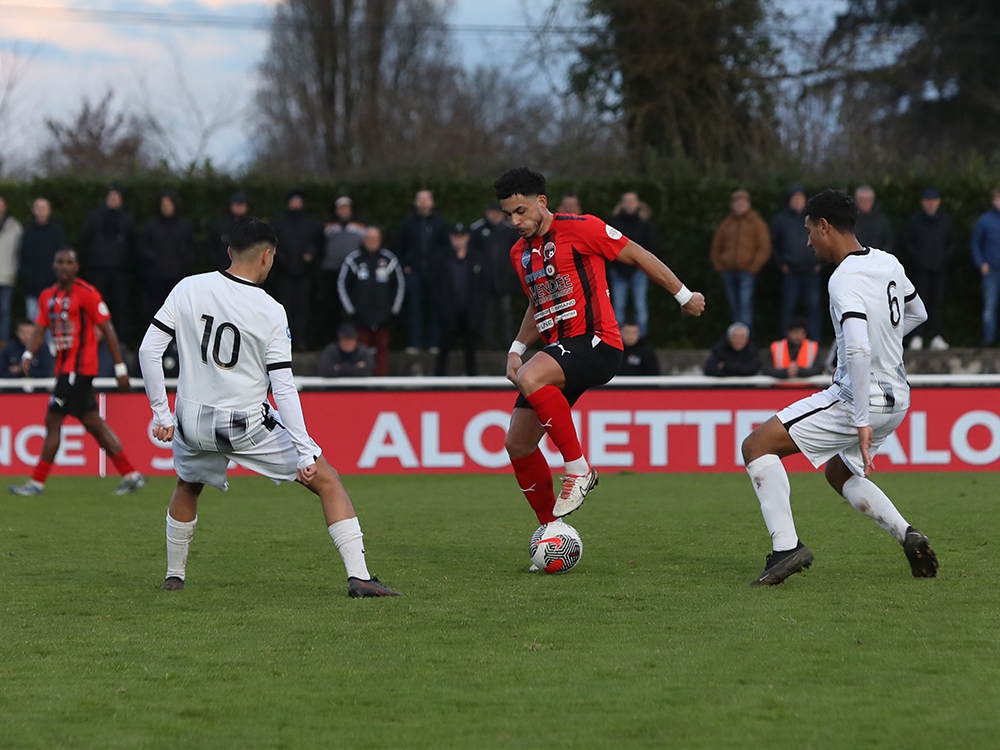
[763, 316, 823, 380]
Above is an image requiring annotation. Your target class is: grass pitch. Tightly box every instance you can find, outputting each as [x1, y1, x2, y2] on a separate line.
[2, 471, 999, 749]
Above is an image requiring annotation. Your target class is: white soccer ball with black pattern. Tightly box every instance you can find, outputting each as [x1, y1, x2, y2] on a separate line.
[529, 520, 583, 574]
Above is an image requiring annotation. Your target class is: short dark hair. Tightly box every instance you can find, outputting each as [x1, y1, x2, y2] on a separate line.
[788, 316, 808, 333]
[804, 189, 857, 233]
[228, 216, 277, 253]
[493, 167, 546, 201]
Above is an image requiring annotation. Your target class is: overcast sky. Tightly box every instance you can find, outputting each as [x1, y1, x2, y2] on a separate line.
[0, 0, 840, 174]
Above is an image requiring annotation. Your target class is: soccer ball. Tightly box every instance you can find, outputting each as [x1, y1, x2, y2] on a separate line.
[529, 520, 583, 574]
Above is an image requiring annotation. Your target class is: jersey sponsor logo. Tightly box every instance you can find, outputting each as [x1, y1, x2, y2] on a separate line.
[525, 268, 547, 283]
[555, 309, 578, 323]
[545, 264, 556, 276]
[543, 242, 556, 260]
[530, 273, 573, 305]
[605, 224, 623, 240]
[537, 318, 555, 332]
[521, 249, 532, 268]
[286, 326, 292, 339]
[533, 299, 576, 319]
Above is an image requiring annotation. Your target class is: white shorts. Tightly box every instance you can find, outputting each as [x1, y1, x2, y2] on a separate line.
[777, 388, 906, 476]
[172, 404, 319, 491]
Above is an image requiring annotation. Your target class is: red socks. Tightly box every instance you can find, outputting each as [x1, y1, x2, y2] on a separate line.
[524, 385, 583, 463]
[32, 460, 53, 484]
[110, 452, 136, 476]
[510, 449, 557, 524]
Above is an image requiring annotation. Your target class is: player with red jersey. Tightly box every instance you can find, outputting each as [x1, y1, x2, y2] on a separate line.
[495, 167, 706, 525]
[9, 249, 145, 496]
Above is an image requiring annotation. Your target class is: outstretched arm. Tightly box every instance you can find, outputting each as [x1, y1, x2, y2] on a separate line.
[138, 322, 175, 441]
[97, 319, 130, 391]
[269, 367, 319, 470]
[615, 240, 705, 316]
[506, 302, 541, 384]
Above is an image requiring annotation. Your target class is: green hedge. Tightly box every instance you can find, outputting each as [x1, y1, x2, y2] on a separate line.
[0, 174, 993, 348]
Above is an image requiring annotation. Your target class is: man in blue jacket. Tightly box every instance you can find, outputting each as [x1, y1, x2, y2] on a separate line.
[971, 187, 1000, 347]
[771, 185, 822, 342]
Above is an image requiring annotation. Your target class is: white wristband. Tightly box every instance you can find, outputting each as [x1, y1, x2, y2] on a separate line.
[114, 362, 129, 378]
[673, 284, 694, 306]
[508, 340, 527, 356]
[21, 350, 33, 362]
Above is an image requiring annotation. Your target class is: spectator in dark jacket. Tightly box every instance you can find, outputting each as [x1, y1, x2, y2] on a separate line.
[771, 185, 822, 342]
[618, 319, 660, 375]
[270, 188, 322, 350]
[854, 185, 895, 255]
[704, 323, 761, 377]
[2, 319, 53, 377]
[206, 191, 249, 271]
[470, 201, 520, 349]
[139, 191, 196, 324]
[80, 184, 137, 343]
[319, 323, 375, 378]
[607, 191, 660, 338]
[18, 197, 67, 323]
[435, 223, 488, 376]
[395, 189, 451, 354]
[321, 196, 365, 341]
[338, 227, 404, 376]
[901, 187, 956, 350]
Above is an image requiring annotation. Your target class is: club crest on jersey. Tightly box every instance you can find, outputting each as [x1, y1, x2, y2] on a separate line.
[521, 249, 532, 268]
[543, 242, 556, 260]
[605, 224, 623, 240]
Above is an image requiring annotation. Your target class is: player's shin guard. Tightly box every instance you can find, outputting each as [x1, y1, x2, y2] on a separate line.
[328, 517, 371, 581]
[842, 475, 908, 542]
[165, 513, 197, 581]
[746, 454, 799, 552]
[525, 385, 584, 464]
[511, 448, 557, 524]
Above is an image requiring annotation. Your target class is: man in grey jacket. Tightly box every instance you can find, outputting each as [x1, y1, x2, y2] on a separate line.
[0, 194, 23, 346]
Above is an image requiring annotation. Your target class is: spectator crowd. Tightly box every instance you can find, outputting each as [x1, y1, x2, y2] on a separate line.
[1, 182, 998, 381]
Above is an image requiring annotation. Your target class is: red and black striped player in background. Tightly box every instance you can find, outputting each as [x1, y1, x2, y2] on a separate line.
[495, 167, 705, 529]
[9, 248, 145, 496]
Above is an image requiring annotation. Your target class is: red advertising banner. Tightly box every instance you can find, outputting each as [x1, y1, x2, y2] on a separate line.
[1, 388, 998, 476]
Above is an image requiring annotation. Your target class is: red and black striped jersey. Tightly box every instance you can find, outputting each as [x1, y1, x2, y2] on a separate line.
[510, 213, 628, 348]
[36, 279, 111, 376]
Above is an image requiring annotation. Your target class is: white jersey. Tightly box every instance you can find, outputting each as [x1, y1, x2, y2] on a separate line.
[151, 271, 293, 446]
[829, 247, 914, 413]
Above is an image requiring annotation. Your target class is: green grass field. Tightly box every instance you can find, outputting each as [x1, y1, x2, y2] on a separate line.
[2, 471, 999, 749]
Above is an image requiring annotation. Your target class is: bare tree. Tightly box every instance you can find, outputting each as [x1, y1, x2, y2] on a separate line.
[0, 44, 34, 176]
[134, 49, 243, 171]
[40, 91, 151, 177]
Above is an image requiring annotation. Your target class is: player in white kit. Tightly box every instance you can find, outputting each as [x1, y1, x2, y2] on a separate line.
[741, 189, 938, 586]
[138, 217, 400, 597]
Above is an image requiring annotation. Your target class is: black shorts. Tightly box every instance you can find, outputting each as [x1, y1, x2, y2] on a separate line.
[514, 334, 623, 409]
[49, 374, 98, 418]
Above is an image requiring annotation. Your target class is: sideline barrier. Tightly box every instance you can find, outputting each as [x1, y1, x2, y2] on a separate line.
[2, 375, 999, 475]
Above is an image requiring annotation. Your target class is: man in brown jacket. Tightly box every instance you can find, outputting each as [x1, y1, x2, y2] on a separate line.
[710, 189, 771, 336]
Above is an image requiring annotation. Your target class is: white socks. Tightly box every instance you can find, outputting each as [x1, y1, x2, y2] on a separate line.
[746, 454, 799, 552]
[165, 513, 197, 581]
[565, 457, 589, 476]
[842, 475, 908, 542]
[328, 517, 371, 580]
